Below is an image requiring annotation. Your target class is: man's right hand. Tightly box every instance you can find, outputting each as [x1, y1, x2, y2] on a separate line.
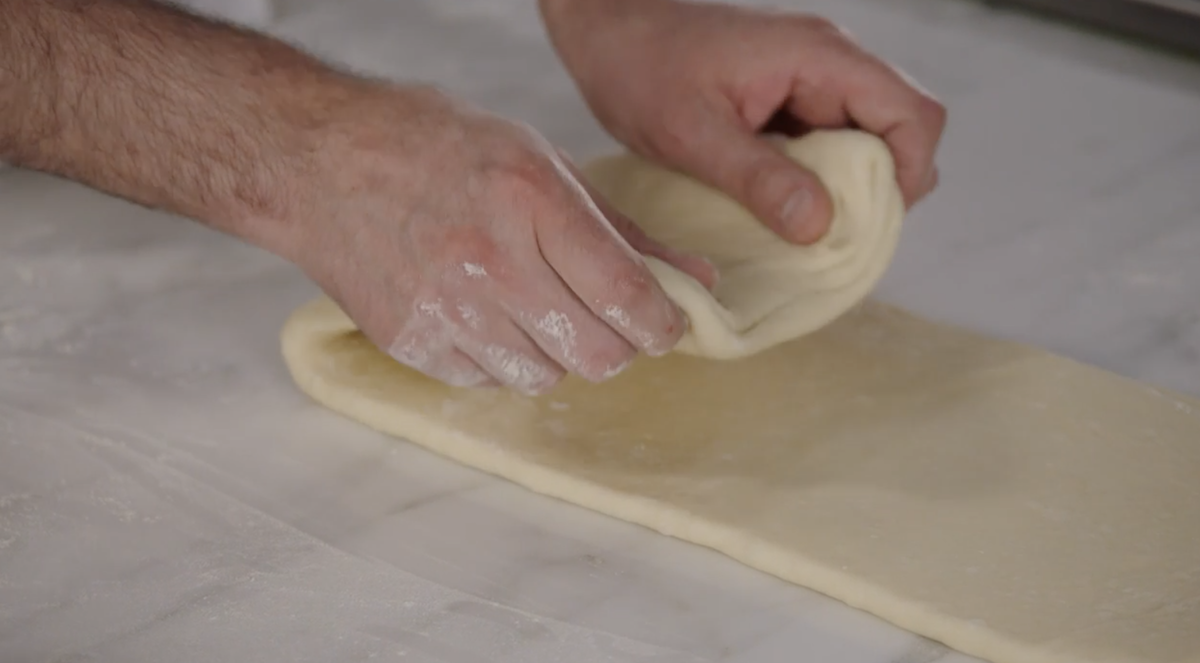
[284, 85, 714, 394]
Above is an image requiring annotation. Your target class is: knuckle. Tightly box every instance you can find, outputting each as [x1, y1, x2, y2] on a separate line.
[918, 96, 948, 130]
[404, 294, 450, 329]
[741, 157, 796, 214]
[647, 106, 704, 164]
[650, 114, 690, 159]
[487, 147, 557, 204]
[407, 208, 510, 275]
[601, 267, 682, 352]
[434, 228, 515, 284]
[442, 226, 502, 265]
[446, 299, 487, 332]
[797, 14, 839, 33]
[606, 264, 660, 312]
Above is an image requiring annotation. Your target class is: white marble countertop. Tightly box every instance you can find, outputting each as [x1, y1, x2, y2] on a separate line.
[2, 1, 1198, 661]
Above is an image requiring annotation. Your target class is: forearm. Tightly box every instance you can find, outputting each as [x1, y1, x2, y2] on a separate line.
[0, 0, 353, 249]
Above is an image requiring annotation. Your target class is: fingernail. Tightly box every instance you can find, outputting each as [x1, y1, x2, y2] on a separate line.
[781, 188, 815, 240]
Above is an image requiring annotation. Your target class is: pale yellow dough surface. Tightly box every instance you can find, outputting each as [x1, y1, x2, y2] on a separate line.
[281, 131, 1200, 663]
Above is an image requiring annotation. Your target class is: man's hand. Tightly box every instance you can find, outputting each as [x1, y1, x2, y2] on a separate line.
[539, 0, 947, 244]
[0, 0, 714, 395]
[289, 85, 714, 393]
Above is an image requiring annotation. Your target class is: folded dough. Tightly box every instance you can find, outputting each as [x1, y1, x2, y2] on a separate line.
[585, 130, 904, 359]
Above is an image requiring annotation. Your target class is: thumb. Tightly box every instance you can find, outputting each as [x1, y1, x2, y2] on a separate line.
[672, 123, 834, 245]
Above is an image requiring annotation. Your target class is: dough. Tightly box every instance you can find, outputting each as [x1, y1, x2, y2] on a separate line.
[280, 131, 1200, 663]
[586, 130, 904, 359]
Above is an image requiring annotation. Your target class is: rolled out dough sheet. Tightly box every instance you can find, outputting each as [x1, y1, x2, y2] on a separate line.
[280, 132, 1200, 663]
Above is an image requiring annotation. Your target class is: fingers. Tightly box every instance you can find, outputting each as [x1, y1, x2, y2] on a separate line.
[387, 322, 496, 389]
[534, 159, 690, 358]
[563, 156, 719, 290]
[606, 207, 720, 291]
[425, 350, 499, 389]
[453, 313, 566, 396]
[783, 27, 944, 209]
[534, 217, 685, 357]
[837, 53, 947, 207]
[388, 298, 564, 395]
[671, 115, 835, 245]
[381, 157, 685, 395]
[785, 82, 850, 132]
[350, 118, 712, 396]
[507, 275, 639, 383]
